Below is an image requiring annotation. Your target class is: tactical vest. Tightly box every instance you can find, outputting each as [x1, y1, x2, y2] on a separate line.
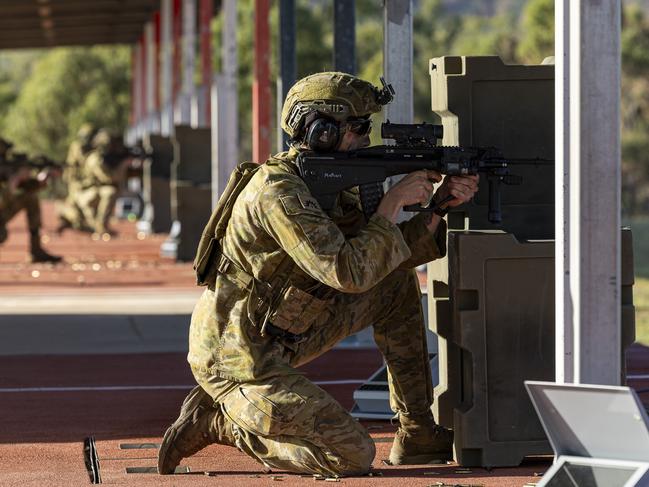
[193, 156, 330, 342]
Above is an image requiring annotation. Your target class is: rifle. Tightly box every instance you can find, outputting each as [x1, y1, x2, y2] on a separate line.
[296, 121, 552, 223]
[1, 152, 64, 170]
[103, 143, 146, 169]
[0, 152, 64, 182]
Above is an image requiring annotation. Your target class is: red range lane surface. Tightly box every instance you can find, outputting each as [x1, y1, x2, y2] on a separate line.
[0, 348, 554, 486]
[0, 201, 196, 293]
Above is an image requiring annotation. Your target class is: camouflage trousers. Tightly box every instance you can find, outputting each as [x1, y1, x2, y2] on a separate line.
[193, 268, 432, 477]
[0, 190, 41, 238]
[57, 180, 86, 230]
[73, 184, 117, 233]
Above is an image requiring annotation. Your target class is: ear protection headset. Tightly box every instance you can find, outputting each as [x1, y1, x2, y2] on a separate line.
[305, 118, 341, 152]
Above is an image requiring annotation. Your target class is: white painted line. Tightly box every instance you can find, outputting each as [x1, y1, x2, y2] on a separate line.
[627, 374, 649, 380]
[0, 385, 193, 393]
[0, 379, 366, 393]
[314, 380, 366, 385]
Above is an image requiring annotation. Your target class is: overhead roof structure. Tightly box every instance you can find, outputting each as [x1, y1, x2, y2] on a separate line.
[0, 0, 160, 49]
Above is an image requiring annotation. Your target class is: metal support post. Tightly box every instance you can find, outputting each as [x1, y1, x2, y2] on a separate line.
[210, 0, 239, 204]
[383, 0, 413, 221]
[172, 0, 182, 121]
[277, 0, 296, 151]
[145, 21, 155, 118]
[253, 0, 271, 163]
[130, 48, 137, 126]
[178, 0, 195, 125]
[555, 0, 621, 385]
[135, 38, 144, 127]
[160, 0, 174, 136]
[137, 36, 145, 128]
[383, 0, 412, 124]
[145, 20, 158, 134]
[154, 12, 161, 112]
[334, 0, 356, 75]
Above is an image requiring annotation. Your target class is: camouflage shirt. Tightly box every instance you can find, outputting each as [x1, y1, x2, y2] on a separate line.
[187, 148, 447, 382]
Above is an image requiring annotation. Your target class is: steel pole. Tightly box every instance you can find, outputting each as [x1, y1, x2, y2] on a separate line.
[277, 0, 296, 151]
[334, 0, 356, 74]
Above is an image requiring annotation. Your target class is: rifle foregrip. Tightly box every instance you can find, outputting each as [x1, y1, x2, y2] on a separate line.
[488, 177, 502, 223]
[359, 182, 384, 222]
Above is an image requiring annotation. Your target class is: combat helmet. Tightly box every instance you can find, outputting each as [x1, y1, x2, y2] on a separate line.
[281, 72, 394, 142]
[91, 128, 112, 153]
[77, 123, 98, 148]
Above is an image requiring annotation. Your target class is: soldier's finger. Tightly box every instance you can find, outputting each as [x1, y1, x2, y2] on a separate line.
[421, 181, 434, 193]
[449, 178, 477, 193]
[449, 187, 468, 201]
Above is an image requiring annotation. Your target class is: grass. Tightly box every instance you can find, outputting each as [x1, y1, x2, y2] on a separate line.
[625, 217, 649, 346]
[635, 278, 649, 346]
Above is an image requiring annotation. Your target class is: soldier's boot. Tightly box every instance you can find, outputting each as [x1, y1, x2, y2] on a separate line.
[29, 231, 62, 264]
[388, 412, 454, 465]
[55, 217, 73, 235]
[158, 385, 235, 475]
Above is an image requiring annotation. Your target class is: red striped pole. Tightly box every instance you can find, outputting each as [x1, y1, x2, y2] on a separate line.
[172, 0, 182, 106]
[130, 48, 137, 124]
[252, 0, 271, 163]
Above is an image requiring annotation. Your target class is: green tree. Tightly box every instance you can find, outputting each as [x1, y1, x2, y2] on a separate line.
[621, 5, 649, 215]
[3, 46, 130, 160]
[451, 13, 518, 63]
[622, 4, 649, 76]
[516, 0, 554, 64]
[0, 50, 44, 134]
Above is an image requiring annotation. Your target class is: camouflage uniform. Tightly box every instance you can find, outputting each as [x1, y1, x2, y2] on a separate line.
[0, 138, 61, 262]
[57, 124, 96, 231]
[187, 148, 446, 476]
[75, 151, 119, 234]
[73, 130, 126, 234]
[0, 178, 42, 241]
[160, 72, 450, 477]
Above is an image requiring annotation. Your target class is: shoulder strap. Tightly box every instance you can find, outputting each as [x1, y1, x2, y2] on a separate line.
[193, 161, 260, 286]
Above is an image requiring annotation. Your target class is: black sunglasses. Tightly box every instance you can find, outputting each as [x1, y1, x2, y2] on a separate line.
[345, 117, 372, 136]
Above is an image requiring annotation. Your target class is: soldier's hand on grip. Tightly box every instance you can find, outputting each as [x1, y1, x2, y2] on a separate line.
[434, 174, 479, 208]
[376, 170, 442, 223]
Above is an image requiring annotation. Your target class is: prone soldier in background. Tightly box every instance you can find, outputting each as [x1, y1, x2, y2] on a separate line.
[158, 72, 479, 477]
[73, 129, 131, 236]
[57, 123, 98, 234]
[0, 137, 63, 263]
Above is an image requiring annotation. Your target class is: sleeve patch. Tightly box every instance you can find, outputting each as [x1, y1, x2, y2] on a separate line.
[297, 194, 322, 211]
[280, 194, 323, 216]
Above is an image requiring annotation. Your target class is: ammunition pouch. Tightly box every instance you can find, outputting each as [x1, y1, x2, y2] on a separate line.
[264, 284, 329, 336]
[213, 252, 327, 340]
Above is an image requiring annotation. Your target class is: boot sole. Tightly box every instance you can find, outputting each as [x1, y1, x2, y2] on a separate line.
[388, 452, 452, 465]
